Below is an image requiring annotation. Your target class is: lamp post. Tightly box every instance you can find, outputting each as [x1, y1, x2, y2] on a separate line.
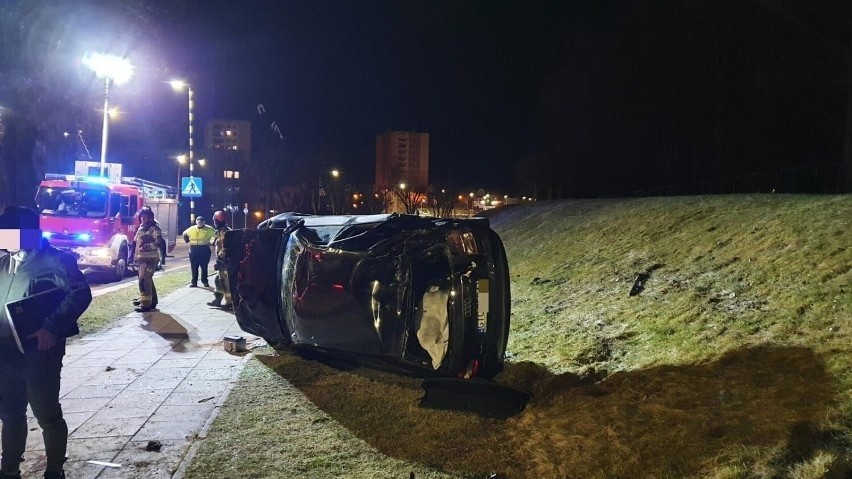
[170, 80, 196, 223]
[329, 169, 341, 214]
[176, 155, 187, 192]
[223, 205, 232, 225]
[83, 53, 132, 178]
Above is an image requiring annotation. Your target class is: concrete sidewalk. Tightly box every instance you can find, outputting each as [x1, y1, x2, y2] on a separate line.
[21, 285, 259, 478]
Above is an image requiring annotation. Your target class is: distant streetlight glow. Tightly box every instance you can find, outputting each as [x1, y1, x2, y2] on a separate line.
[331, 169, 340, 178]
[83, 52, 133, 177]
[400, 183, 406, 190]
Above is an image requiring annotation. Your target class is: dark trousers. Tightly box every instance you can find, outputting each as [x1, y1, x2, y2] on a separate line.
[0, 342, 67, 473]
[189, 245, 211, 285]
[138, 260, 159, 308]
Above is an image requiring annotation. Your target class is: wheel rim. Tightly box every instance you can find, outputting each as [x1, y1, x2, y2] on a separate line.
[115, 258, 126, 278]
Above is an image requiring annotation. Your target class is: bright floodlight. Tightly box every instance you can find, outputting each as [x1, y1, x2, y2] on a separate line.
[170, 80, 187, 90]
[83, 53, 133, 84]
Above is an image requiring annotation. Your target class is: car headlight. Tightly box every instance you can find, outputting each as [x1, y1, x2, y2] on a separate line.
[91, 248, 112, 258]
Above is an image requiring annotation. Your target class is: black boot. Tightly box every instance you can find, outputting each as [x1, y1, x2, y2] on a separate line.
[207, 293, 223, 307]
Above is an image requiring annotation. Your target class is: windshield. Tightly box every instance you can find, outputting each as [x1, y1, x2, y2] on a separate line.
[36, 186, 109, 218]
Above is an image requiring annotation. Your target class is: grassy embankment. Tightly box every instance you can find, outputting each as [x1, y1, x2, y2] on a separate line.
[76, 270, 191, 335]
[184, 194, 851, 479]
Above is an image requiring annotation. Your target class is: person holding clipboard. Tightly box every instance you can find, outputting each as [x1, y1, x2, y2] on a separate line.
[0, 206, 92, 479]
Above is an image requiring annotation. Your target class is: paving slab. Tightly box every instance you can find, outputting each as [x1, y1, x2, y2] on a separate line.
[21, 285, 257, 478]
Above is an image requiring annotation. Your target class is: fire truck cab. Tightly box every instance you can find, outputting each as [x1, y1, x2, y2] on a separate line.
[35, 172, 178, 281]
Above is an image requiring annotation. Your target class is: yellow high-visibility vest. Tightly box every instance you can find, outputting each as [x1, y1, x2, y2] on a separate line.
[183, 225, 216, 246]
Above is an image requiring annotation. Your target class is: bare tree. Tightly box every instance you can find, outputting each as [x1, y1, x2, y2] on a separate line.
[360, 187, 393, 214]
[326, 173, 351, 215]
[393, 186, 425, 214]
[425, 187, 456, 217]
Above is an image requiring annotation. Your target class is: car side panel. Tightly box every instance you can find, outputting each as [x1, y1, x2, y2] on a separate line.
[280, 231, 410, 357]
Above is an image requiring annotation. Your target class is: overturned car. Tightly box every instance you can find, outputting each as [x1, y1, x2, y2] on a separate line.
[225, 213, 510, 379]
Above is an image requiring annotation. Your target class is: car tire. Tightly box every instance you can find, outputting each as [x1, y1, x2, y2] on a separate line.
[478, 229, 511, 380]
[113, 246, 128, 282]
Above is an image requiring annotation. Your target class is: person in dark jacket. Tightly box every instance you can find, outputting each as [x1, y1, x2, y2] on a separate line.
[0, 206, 92, 479]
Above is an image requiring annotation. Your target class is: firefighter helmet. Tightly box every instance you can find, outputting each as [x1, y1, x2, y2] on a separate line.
[138, 206, 154, 220]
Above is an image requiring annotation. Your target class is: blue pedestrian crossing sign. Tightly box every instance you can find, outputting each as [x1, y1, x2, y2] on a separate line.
[181, 177, 203, 198]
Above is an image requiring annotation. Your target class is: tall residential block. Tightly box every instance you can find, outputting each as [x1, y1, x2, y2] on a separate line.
[376, 131, 429, 191]
[202, 119, 252, 214]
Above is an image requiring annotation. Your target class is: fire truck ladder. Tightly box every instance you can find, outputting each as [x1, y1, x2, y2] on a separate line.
[121, 177, 178, 200]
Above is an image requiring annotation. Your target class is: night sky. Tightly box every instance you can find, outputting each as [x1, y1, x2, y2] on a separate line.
[8, 0, 847, 197]
[163, 1, 568, 190]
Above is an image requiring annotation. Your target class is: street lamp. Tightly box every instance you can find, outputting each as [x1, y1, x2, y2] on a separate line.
[170, 79, 197, 223]
[83, 52, 132, 178]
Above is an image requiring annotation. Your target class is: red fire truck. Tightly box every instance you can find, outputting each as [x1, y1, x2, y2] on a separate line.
[34, 172, 179, 281]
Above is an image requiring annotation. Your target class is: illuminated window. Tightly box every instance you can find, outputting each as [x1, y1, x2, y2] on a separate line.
[231, 145, 238, 150]
[226, 130, 232, 136]
[234, 171, 240, 179]
[224, 170, 233, 179]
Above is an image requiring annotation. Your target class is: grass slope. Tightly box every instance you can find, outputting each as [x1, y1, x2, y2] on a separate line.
[77, 270, 191, 334]
[185, 194, 851, 479]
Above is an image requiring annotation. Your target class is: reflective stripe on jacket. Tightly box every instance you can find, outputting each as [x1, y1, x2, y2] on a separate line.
[135, 223, 164, 261]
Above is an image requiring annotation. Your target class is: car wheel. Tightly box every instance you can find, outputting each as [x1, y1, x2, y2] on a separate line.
[113, 246, 128, 282]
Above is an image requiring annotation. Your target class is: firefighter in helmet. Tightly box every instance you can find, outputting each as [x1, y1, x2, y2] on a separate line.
[134, 207, 163, 312]
[130, 207, 167, 270]
[207, 210, 233, 311]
